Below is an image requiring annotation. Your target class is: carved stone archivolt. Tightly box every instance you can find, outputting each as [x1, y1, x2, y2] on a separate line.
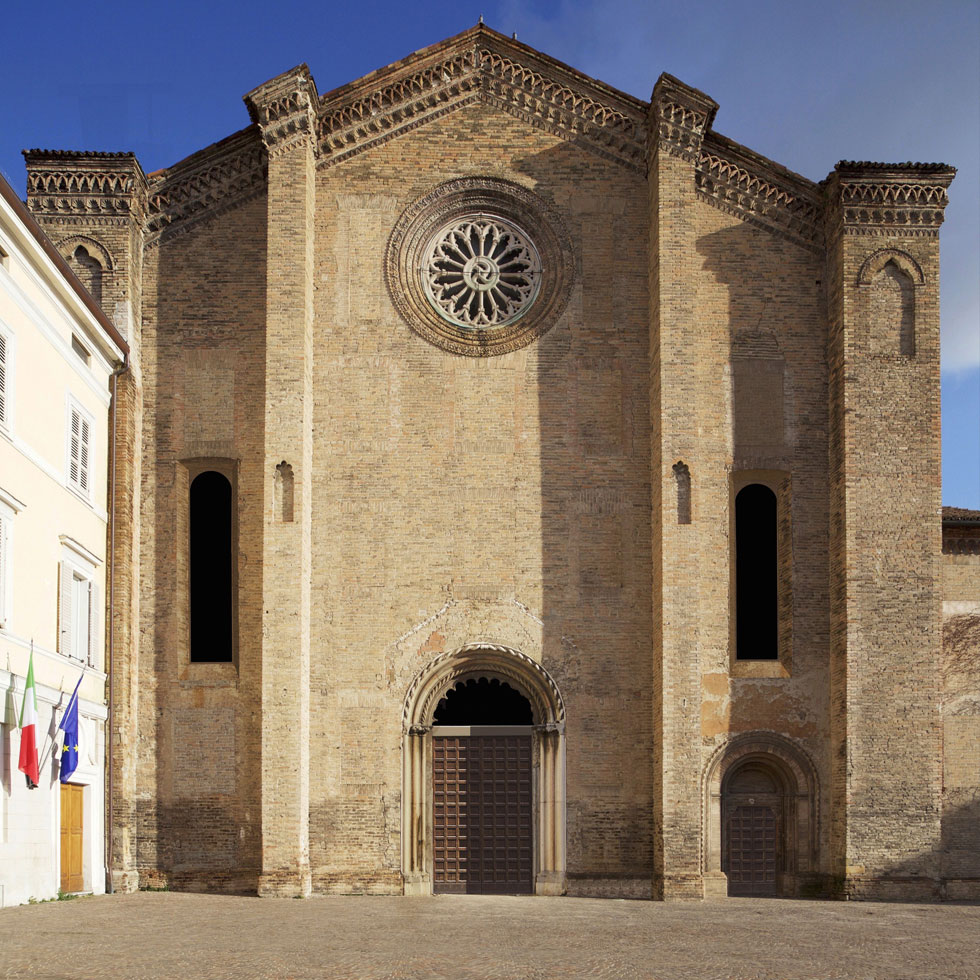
[385, 177, 574, 356]
[857, 247, 925, 287]
[403, 642, 565, 729]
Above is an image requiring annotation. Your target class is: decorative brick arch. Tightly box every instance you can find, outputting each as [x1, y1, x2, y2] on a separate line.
[702, 732, 819, 897]
[57, 234, 114, 271]
[857, 247, 924, 287]
[401, 643, 566, 896]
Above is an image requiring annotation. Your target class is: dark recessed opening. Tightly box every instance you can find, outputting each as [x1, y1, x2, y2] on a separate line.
[433, 677, 533, 725]
[735, 483, 778, 660]
[190, 470, 233, 663]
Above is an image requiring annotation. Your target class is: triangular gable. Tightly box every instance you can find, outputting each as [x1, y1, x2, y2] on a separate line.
[317, 24, 649, 173]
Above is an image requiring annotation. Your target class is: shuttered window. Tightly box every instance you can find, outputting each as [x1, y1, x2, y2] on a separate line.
[58, 560, 98, 666]
[68, 404, 91, 496]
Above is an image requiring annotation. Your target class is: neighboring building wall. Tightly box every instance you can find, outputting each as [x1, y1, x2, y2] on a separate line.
[0, 175, 125, 906]
[942, 519, 980, 899]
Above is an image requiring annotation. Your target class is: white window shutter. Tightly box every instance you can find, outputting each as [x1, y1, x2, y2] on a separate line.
[59, 560, 73, 655]
[80, 417, 90, 492]
[70, 410, 81, 486]
[0, 515, 7, 627]
[0, 331, 6, 426]
[87, 579, 99, 667]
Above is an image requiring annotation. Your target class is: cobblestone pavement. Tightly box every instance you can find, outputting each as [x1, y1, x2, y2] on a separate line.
[1, 893, 978, 980]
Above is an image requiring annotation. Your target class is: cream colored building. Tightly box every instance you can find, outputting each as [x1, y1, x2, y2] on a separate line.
[0, 173, 126, 906]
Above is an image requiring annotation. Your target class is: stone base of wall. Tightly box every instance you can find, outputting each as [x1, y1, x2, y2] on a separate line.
[110, 869, 140, 894]
[844, 875, 941, 902]
[258, 868, 312, 898]
[314, 871, 403, 895]
[567, 875, 653, 900]
[942, 878, 980, 901]
[655, 873, 704, 900]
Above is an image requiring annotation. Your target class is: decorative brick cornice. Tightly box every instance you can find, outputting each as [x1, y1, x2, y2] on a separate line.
[144, 130, 267, 245]
[316, 29, 648, 173]
[648, 74, 718, 164]
[23, 150, 148, 223]
[824, 161, 956, 238]
[244, 64, 319, 159]
[695, 134, 823, 251]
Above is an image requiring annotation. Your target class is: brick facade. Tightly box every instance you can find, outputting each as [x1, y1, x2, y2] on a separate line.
[22, 24, 972, 900]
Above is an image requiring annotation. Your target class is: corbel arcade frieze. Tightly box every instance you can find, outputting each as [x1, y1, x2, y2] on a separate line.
[695, 136, 824, 251]
[144, 132, 267, 246]
[24, 150, 148, 223]
[316, 37, 647, 173]
[826, 162, 955, 238]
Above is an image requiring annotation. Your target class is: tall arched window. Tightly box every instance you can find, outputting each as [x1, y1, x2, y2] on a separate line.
[69, 245, 103, 306]
[735, 483, 778, 660]
[190, 470, 233, 662]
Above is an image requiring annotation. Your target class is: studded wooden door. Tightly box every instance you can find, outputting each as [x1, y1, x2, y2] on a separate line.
[725, 804, 778, 896]
[432, 734, 533, 894]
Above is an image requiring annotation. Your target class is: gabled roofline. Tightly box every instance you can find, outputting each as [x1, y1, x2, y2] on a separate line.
[316, 22, 648, 116]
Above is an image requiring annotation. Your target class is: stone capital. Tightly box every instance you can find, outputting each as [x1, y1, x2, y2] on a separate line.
[824, 161, 955, 238]
[648, 73, 718, 164]
[244, 64, 319, 158]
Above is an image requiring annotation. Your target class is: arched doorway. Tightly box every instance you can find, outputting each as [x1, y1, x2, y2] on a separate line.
[402, 644, 566, 896]
[703, 733, 818, 898]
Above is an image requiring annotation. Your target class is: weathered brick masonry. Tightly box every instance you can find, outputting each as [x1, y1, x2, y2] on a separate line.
[23, 24, 974, 900]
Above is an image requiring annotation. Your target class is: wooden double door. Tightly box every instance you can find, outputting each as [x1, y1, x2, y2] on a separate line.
[60, 783, 84, 893]
[432, 733, 532, 894]
[724, 801, 780, 896]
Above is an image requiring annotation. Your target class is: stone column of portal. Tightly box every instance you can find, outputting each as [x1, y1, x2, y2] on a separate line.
[647, 76, 719, 900]
[24, 151, 148, 893]
[824, 162, 954, 901]
[402, 726, 430, 895]
[244, 66, 319, 898]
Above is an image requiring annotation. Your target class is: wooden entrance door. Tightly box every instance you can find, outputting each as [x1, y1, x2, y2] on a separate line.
[432, 734, 532, 894]
[60, 783, 84, 893]
[725, 803, 778, 896]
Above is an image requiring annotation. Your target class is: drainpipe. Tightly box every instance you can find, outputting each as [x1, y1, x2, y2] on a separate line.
[106, 354, 129, 894]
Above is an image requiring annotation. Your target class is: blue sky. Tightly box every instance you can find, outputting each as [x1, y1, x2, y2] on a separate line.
[2, 0, 977, 505]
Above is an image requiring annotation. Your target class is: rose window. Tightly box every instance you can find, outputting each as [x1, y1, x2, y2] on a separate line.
[421, 216, 541, 329]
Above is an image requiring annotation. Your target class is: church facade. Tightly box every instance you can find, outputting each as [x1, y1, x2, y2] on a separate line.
[21, 25, 977, 901]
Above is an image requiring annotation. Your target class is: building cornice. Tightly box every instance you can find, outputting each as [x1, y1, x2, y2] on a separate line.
[824, 161, 956, 238]
[696, 132, 823, 251]
[244, 64, 319, 159]
[145, 129, 267, 246]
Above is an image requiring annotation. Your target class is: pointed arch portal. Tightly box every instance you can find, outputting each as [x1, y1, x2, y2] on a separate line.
[402, 643, 566, 895]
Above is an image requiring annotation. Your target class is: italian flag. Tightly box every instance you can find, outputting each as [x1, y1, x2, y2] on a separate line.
[18, 650, 39, 789]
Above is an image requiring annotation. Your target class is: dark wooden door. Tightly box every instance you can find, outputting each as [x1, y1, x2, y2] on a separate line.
[60, 783, 84, 893]
[432, 734, 532, 894]
[725, 804, 778, 896]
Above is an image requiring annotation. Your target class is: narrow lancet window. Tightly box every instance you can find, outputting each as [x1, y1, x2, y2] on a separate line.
[275, 461, 294, 523]
[673, 461, 691, 525]
[735, 483, 778, 660]
[190, 470, 233, 662]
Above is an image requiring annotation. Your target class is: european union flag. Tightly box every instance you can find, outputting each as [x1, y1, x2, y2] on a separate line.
[59, 676, 83, 784]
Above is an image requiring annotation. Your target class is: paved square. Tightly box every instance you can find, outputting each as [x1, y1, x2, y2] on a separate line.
[0, 893, 977, 980]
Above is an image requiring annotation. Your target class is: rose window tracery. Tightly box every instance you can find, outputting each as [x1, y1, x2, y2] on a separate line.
[422, 216, 541, 329]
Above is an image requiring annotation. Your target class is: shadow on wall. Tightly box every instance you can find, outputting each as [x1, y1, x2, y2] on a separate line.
[141, 195, 269, 893]
[521, 140, 656, 897]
